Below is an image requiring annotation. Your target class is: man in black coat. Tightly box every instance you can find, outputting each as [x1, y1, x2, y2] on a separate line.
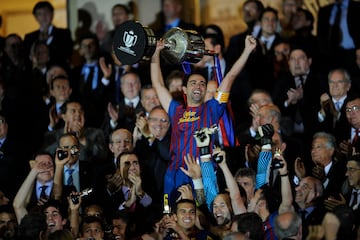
[317, 0, 360, 74]
[24, 1, 73, 67]
[316, 68, 352, 144]
[272, 47, 323, 145]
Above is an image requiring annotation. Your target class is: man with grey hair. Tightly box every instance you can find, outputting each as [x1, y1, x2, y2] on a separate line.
[317, 68, 352, 143]
[234, 168, 256, 205]
[295, 132, 347, 198]
[274, 211, 302, 240]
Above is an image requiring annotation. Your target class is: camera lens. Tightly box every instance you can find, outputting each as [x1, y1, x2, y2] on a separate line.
[57, 150, 68, 160]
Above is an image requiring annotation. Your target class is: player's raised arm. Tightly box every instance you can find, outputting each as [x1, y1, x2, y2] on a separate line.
[218, 35, 256, 93]
[150, 40, 173, 112]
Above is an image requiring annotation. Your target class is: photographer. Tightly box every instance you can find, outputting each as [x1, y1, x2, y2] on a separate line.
[55, 133, 97, 203]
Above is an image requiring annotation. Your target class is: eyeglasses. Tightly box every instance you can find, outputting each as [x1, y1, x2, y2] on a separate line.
[148, 117, 169, 124]
[346, 105, 360, 113]
[346, 167, 360, 173]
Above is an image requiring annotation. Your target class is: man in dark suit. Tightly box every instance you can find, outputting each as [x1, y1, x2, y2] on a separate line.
[134, 106, 170, 203]
[72, 34, 111, 128]
[152, 0, 197, 38]
[225, 0, 264, 70]
[55, 133, 97, 205]
[343, 155, 360, 230]
[343, 97, 360, 153]
[251, 7, 283, 93]
[273, 47, 322, 145]
[0, 113, 28, 200]
[103, 71, 144, 136]
[42, 101, 107, 164]
[296, 132, 347, 200]
[95, 128, 133, 217]
[317, 0, 360, 75]
[13, 152, 55, 218]
[294, 176, 326, 239]
[289, 8, 319, 69]
[316, 68, 352, 144]
[99, 4, 130, 54]
[150, 0, 198, 79]
[24, 1, 73, 67]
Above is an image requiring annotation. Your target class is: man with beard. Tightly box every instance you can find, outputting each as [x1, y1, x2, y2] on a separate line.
[212, 192, 234, 238]
[0, 207, 17, 240]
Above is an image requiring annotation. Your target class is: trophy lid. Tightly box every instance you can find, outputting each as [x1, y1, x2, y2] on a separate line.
[113, 20, 156, 65]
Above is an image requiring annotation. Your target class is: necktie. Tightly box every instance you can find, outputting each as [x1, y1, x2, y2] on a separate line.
[351, 191, 358, 209]
[335, 101, 341, 112]
[330, 3, 342, 48]
[128, 101, 134, 108]
[85, 66, 95, 91]
[353, 129, 359, 144]
[300, 209, 307, 223]
[298, 75, 304, 88]
[40, 185, 48, 199]
[66, 169, 74, 186]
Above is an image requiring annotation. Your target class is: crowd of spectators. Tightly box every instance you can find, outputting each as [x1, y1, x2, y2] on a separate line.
[1, 0, 360, 239]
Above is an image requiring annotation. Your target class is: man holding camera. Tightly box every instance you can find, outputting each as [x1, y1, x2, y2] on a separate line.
[55, 133, 97, 204]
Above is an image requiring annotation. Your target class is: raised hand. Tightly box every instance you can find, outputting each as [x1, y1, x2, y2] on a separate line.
[244, 35, 257, 53]
[324, 194, 346, 211]
[180, 154, 201, 179]
[107, 102, 119, 122]
[48, 104, 59, 129]
[99, 57, 112, 79]
[106, 172, 123, 194]
[294, 157, 306, 179]
[176, 184, 194, 201]
[312, 164, 325, 182]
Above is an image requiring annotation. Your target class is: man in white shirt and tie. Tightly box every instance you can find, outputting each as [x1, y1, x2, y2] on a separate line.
[345, 155, 360, 210]
[317, 68, 351, 143]
[107, 72, 143, 132]
[345, 97, 360, 151]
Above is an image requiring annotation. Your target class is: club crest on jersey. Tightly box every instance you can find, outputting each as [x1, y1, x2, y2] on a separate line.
[179, 111, 199, 123]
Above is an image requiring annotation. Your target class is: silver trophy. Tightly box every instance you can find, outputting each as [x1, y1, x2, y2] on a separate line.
[113, 21, 207, 65]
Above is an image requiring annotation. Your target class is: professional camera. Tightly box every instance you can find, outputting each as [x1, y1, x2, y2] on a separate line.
[57, 150, 68, 160]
